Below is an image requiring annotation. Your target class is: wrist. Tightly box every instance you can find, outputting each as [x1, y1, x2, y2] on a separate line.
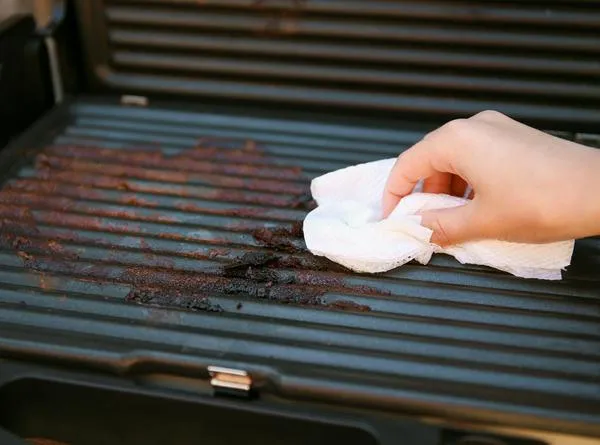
[572, 147, 600, 239]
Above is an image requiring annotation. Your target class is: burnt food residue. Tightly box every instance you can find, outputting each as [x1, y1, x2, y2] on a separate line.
[0, 136, 379, 314]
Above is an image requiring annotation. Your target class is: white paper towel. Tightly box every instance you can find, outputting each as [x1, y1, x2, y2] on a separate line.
[303, 158, 574, 280]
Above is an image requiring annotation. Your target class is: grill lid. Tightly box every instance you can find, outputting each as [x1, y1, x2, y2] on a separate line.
[74, 0, 600, 130]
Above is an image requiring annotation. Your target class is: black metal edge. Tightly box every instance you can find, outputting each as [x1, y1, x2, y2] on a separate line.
[0, 359, 551, 445]
[0, 331, 597, 441]
[0, 99, 74, 186]
[0, 359, 441, 445]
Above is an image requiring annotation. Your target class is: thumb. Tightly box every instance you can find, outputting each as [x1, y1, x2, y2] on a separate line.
[420, 203, 477, 246]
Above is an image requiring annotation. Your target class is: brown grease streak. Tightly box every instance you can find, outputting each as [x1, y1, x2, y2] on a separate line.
[0, 138, 375, 314]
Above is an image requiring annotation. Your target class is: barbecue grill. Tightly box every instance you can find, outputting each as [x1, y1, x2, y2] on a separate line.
[0, 1, 599, 444]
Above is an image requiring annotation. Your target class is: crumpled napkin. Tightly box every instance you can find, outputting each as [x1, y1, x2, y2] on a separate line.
[303, 158, 574, 280]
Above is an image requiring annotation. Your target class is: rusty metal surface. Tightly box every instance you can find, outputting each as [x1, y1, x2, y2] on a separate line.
[0, 98, 599, 436]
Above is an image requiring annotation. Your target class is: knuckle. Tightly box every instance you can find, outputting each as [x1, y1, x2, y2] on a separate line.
[442, 118, 471, 136]
[473, 109, 506, 120]
[396, 149, 409, 160]
[424, 118, 471, 142]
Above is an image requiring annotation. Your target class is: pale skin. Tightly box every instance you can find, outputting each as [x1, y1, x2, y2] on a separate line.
[382, 110, 600, 246]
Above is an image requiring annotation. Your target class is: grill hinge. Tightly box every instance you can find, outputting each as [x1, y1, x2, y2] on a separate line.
[208, 366, 253, 398]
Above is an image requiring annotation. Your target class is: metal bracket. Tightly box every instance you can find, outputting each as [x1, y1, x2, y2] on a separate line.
[44, 35, 63, 103]
[34, 0, 65, 104]
[208, 366, 253, 397]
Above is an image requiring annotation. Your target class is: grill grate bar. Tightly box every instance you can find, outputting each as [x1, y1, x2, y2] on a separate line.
[10, 176, 301, 207]
[61, 126, 400, 166]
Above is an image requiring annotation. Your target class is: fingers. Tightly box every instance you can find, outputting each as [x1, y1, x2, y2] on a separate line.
[382, 149, 429, 216]
[422, 172, 453, 194]
[381, 177, 407, 218]
[382, 137, 459, 217]
[420, 202, 480, 246]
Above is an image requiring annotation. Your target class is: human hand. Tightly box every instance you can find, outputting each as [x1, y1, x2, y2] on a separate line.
[382, 110, 600, 246]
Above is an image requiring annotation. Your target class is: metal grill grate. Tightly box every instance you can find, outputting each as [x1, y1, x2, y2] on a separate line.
[0, 99, 599, 436]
